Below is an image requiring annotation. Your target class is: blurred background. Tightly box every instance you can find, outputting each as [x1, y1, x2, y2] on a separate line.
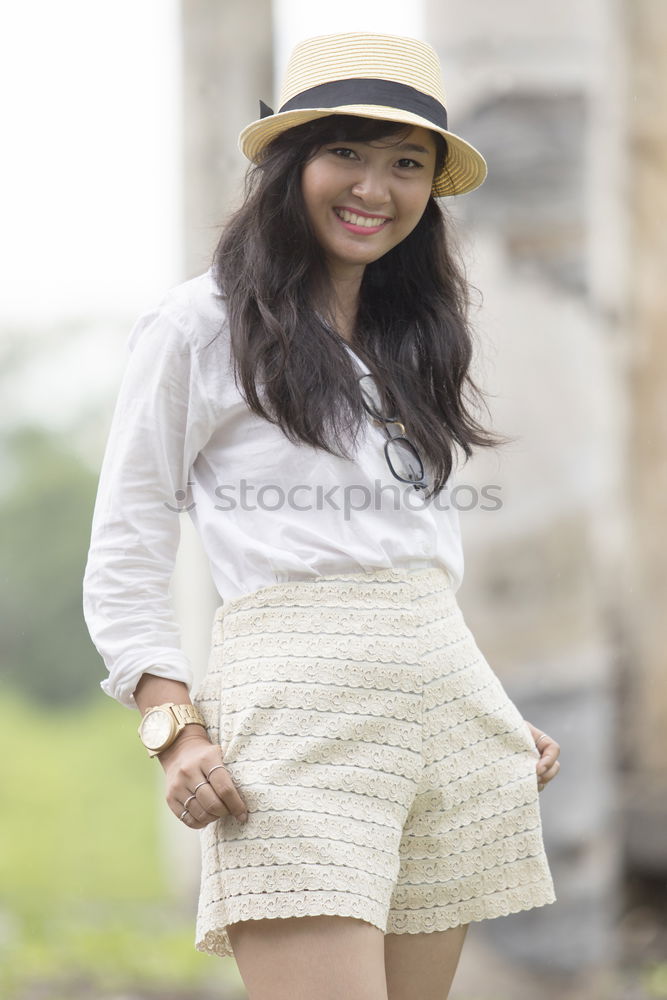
[1, 0, 666, 998]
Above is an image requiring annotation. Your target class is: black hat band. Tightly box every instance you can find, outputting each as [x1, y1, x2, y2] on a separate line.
[260, 77, 448, 131]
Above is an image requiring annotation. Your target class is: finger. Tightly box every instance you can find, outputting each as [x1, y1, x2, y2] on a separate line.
[168, 790, 210, 826]
[176, 782, 223, 824]
[166, 757, 224, 820]
[540, 759, 561, 783]
[206, 764, 249, 821]
[184, 796, 215, 824]
[533, 729, 558, 750]
[199, 747, 248, 820]
[178, 808, 206, 831]
[194, 783, 231, 819]
[177, 779, 231, 825]
[537, 747, 560, 775]
[185, 813, 208, 830]
[537, 759, 552, 776]
[182, 794, 216, 828]
[166, 749, 247, 824]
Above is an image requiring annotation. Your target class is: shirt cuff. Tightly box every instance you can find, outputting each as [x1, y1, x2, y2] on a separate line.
[101, 660, 194, 710]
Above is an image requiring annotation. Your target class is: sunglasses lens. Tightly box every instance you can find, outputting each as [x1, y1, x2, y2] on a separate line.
[386, 438, 424, 483]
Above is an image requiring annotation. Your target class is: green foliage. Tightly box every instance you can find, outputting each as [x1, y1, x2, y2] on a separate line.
[0, 687, 163, 900]
[0, 691, 245, 999]
[646, 963, 667, 997]
[0, 423, 106, 705]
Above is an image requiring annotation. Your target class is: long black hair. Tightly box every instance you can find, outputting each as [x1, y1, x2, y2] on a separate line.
[211, 114, 513, 498]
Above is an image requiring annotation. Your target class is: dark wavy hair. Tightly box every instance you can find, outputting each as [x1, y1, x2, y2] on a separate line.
[210, 114, 512, 498]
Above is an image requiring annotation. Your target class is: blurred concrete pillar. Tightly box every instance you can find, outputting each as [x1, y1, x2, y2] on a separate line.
[181, 0, 274, 278]
[162, 0, 273, 904]
[425, 0, 625, 989]
[621, 0, 667, 872]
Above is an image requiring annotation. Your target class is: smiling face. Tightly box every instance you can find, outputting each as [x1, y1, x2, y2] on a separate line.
[300, 124, 438, 281]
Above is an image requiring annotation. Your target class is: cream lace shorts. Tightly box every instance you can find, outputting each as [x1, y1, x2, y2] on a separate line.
[191, 565, 556, 958]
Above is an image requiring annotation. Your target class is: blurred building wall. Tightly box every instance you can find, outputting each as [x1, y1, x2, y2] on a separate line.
[164, 0, 273, 902]
[180, 0, 274, 276]
[620, 0, 667, 875]
[425, 0, 627, 986]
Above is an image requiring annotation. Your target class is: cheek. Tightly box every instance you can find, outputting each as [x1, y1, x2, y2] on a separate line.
[300, 167, 317, 221]
[409, 183, 433, 217]
[301, 163, 332, 219]
[395, 191, 431, 237]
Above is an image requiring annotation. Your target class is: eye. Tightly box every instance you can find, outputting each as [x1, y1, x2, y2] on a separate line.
[327, 147, 359, 160]
[395, 158, 423, 169]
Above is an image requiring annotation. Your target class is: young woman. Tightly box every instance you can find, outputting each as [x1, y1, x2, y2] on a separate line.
[83, 31, 560, 1000]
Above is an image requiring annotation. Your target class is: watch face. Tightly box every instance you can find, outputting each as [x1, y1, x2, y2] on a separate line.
[140, 709, 174, 751]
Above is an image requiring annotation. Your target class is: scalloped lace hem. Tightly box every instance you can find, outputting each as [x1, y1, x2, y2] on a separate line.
[194, 882, 557, 959]
[195, 893, 387, 959]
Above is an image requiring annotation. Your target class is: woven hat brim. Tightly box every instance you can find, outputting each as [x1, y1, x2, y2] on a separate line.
[238, 106, 488, 198]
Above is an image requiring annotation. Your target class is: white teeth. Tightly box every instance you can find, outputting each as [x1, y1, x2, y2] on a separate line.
[334, 208, 389, 228]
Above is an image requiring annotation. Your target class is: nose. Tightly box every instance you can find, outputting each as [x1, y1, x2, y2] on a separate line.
[350, 165, 392, 211]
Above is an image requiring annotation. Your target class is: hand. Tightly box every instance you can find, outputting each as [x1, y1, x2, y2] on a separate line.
[524, 720, 561, 792]
[157, 730, 249, 830]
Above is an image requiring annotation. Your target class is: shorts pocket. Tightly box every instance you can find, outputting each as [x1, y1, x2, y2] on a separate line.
[192, 612, 233, 747]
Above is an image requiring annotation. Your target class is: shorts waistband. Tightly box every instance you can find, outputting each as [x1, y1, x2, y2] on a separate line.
[214, 562, 451, 624]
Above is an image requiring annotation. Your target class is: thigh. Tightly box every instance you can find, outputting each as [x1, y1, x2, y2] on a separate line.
[227, 915, 389, 1000]
[384, 925, 469, 1000]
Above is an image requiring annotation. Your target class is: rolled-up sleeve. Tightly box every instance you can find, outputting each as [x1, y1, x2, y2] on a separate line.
[82, 308, 217, 709]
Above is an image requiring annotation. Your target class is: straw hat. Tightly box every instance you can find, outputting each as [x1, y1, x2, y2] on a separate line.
[238, 32, 488, 198]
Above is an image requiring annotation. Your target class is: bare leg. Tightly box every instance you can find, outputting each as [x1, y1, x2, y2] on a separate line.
[384, 924, 469, 1000]
[227, 914, 389, 1000]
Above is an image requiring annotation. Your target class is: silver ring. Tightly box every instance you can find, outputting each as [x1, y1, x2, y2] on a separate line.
[536, 733, 549, 746]
[193, 779, 210, 794]
[179, 808, 190, 822]
[183, 794, 197, 810]
[207, 764, 225, 781]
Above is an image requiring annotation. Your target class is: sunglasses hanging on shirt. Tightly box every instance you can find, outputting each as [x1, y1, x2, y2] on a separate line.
[357, 374, 429, 492]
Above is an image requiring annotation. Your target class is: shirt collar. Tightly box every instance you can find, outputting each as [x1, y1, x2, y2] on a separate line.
[342, 340, 372, 375]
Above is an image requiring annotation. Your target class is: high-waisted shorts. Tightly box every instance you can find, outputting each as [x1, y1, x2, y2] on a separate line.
[191, 565, 556, 958]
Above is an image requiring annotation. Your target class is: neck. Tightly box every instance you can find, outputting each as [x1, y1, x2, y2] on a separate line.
[321, 261, 364, 345]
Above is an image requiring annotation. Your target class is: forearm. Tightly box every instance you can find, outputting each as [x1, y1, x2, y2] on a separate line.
[133, 672, 194, 714]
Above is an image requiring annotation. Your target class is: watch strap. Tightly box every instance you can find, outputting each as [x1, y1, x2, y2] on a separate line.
[170, 703, 207, 728]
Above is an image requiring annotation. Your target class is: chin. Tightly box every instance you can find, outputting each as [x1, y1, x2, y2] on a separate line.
[334, 245, 389, 267]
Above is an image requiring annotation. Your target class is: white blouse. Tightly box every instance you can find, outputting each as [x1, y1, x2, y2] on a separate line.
[82, 269, 465, 709]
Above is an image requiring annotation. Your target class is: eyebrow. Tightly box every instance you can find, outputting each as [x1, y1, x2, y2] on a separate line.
[392, 143, 433, 155]
[332, 139, 434, 156]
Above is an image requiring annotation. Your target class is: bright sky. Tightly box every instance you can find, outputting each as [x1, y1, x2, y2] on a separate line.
[0, 0, 423, 328]
[0, 0, 182, 326]
[273, 1, 423, 93]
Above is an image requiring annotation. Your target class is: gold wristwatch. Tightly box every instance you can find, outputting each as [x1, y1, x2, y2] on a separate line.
[137, 702, 207, 758]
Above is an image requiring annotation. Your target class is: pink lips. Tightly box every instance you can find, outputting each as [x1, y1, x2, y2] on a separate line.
[332, 207, 392, 236]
